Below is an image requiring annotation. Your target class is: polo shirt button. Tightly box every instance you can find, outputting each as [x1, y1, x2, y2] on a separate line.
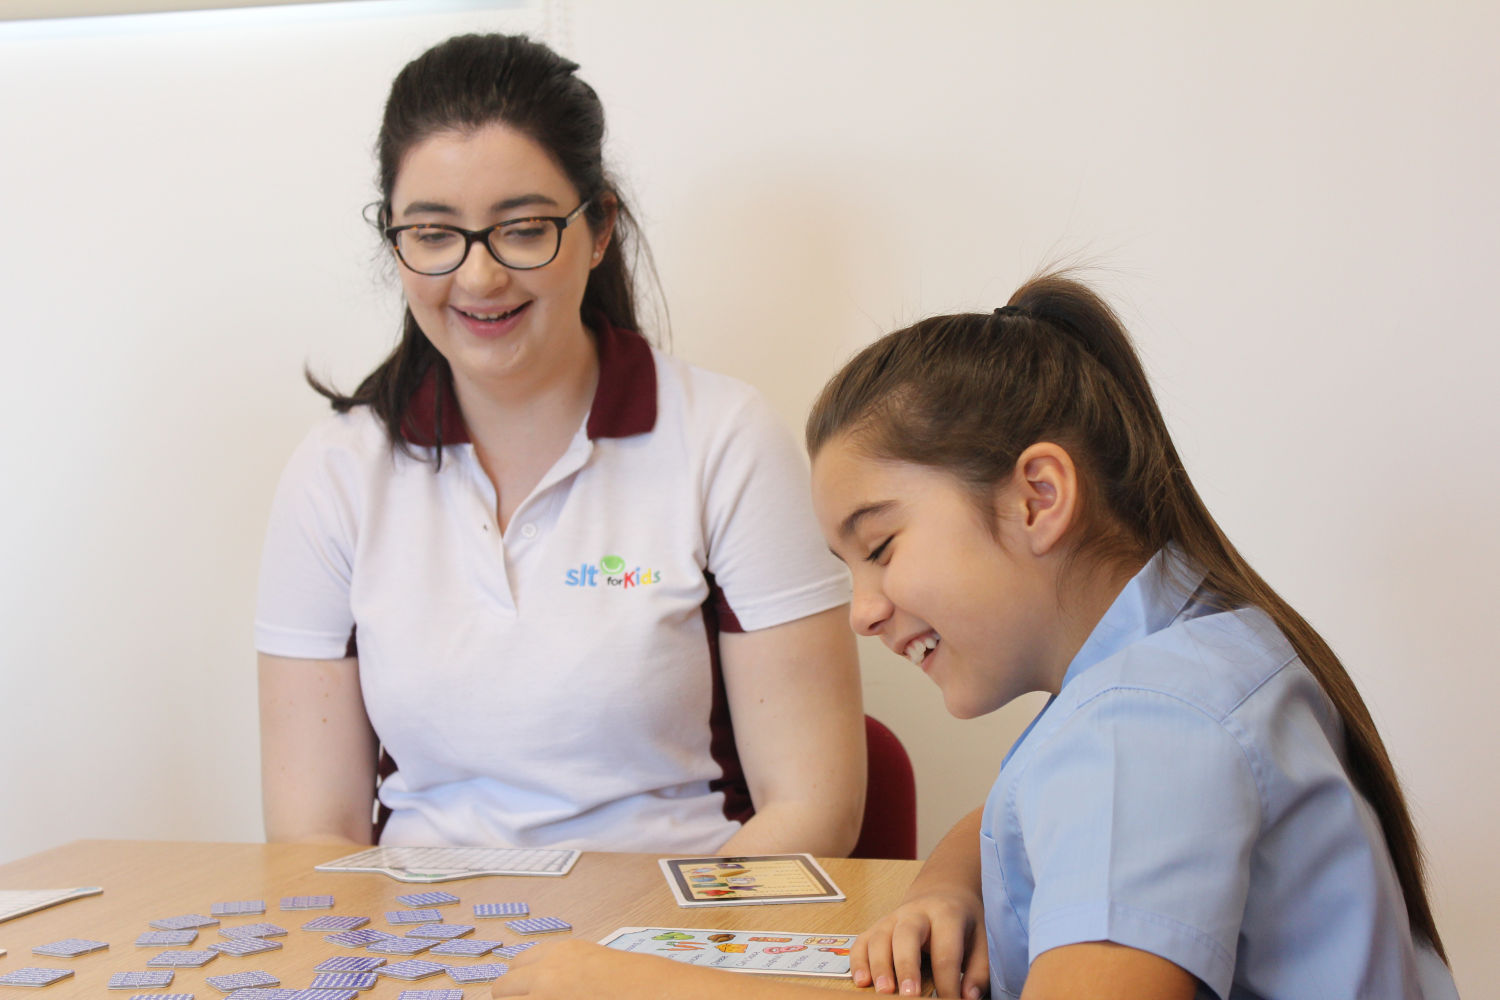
[520, 523, 538, 539]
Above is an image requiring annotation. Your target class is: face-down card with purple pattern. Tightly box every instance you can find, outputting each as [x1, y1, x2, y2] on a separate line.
[314, 955, 386, 972]
[209, 936, 282, 956]
[493, 941, 537, 959]
[210, 899, 265, 917]
[375, 959, 448, 981]
[396, 991, 463, 1000]
[146, 948, 219, 967]
[204, 969, 280, 993]
[107, 970, 175, 989]
[150, 913, 219, 931]
[385, 909, 442, 925]
[219, 922, 287, 938]
[31, 937, 109, 958]
[405, 923, 473, 940]
[309, 971, 379, 990]
[473, 901, 528, 918]
[427, 938, 501, 957]
[0, 967, 74, 988]
[366, 937, 431, 955]
[505, 916, 571, 935]
[447, 962, 508, 983]
[281, 894, 336, 910]
[324, 928, 394, 948]
[303, 914, 369, 932]
[395, 891, 459, 907]
[135, 930, 197, 947]
[277, 990, 359, 1000]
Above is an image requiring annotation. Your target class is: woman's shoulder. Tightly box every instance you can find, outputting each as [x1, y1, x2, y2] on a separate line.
[276, 405, 407, 489]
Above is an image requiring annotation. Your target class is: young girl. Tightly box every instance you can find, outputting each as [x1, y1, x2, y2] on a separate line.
[494, 273, 1457, 998]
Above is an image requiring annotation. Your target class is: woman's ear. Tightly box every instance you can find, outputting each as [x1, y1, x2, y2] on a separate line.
[1007, 442, 1079, 557]
[590, 193, 618, 267]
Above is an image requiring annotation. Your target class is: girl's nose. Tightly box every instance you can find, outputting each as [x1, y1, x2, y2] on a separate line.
[453, 239, 512, 293]
[849, 585, 892, 637]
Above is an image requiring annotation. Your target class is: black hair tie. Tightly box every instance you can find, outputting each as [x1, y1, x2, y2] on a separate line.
[993, 305, 1029, 319]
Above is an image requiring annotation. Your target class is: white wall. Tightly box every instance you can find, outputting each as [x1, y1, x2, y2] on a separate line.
[2, 0, 1494, 992]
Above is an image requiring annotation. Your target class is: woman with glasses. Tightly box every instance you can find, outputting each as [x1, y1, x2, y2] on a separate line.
[253, 33, 865, 854]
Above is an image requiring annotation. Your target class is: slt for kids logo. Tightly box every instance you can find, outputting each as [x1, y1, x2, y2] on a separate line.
[564, 553, 662, 589]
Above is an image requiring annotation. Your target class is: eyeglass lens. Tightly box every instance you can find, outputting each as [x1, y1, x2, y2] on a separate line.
[395, 219, 562, 274]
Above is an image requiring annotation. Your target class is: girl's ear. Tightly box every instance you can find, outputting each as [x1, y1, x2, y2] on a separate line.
[1007, 442, 1079, 557]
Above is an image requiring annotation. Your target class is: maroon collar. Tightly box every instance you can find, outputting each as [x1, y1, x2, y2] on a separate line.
[400, 319, 658, 446]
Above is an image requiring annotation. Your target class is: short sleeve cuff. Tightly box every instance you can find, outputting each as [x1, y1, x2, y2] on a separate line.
[1029, 900, 1235, 1000]
[253, 621, 353, 660]
[725, 574, 850, 633]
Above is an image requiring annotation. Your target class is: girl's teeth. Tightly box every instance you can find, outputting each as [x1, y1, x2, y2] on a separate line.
[905, 635, 939, 665]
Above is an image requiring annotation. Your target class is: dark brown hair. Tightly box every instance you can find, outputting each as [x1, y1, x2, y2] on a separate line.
[312, 33, 644, 461]
[806, 272, 1446, 960]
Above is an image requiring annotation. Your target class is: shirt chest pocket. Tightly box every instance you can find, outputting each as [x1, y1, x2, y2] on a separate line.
[979, 825, 1031, 999]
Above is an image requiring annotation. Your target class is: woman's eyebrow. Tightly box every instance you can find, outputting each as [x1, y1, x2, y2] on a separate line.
[397, 193, 559, 218]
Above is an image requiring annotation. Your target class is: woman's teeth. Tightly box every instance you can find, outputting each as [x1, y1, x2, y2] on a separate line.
[905, 634, 939, 665]
[463, 303, 524, 321]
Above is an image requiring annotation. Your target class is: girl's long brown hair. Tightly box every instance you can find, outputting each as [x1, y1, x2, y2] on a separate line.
[806, 272, 1445, 960]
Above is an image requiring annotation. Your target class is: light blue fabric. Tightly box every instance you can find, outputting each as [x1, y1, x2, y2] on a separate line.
[980, 549, 1458, 1000]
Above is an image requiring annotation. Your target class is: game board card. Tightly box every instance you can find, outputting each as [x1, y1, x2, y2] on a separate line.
[385, 909, 442, 924]
[147, 948, 220, 967]
[281, 895, 336, 910]
[302, 915, 369, 932]
[220, 922, 287, 938]
[0, 887, 103, 924]
[405, 923, 473, 940]
[108, 969, 176, 989]
[446, 963, 508, 983]
[308, 971, 378, 990]
[396, 991, 462, 1000]
[659, 855, 845, 907]
[505, 916, 571, 935]
[492, 942, 537, 959]
[366, 937, 431, 955]
[394, 891, 459, 907]
[205, 969, 279, 992]
[600, 926, 855, 978]
[151, 913, 220, 930]
[209, 936, 282, 956]
[0, 967, 74, 987]
[375, 959, 447, 980]
[31, 937, 109, 957]
[426, 938, 502, 957]
[136, 930, 198, 947]
[314, 956, 387, 972]
[324, 928, 393, 948]
[473, 902, 528, 918]
[316, 845, 578, 882]
[211, 900, 266, 917]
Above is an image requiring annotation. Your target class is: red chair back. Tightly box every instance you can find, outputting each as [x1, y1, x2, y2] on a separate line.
[852, 715, 918, 860]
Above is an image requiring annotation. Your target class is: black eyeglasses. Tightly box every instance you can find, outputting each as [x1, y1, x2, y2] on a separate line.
[385, 199, 592, 275]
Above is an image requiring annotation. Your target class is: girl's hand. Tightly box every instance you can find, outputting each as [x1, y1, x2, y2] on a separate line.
[851, 887, 988, 999]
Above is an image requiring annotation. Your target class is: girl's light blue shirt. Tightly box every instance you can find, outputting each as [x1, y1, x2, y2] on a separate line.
[980, 549, 1457, 999]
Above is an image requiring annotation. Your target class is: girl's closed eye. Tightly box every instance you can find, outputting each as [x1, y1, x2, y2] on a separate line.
[866, 536, 893, 564]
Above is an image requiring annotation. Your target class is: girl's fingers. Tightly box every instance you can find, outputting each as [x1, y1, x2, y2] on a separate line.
[925, 914, 969, 999]
[888, 915, 933, 996]
[856, 920, 900, 993]
[960, 921, 991, 999]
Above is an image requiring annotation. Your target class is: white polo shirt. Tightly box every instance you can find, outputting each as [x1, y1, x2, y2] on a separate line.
[254, 322, 849, 852]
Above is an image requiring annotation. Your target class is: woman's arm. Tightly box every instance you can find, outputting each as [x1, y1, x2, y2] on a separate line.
[257, 652, 378, 844]
[853, 806, 987, 998]
[714, 605, 866, 858]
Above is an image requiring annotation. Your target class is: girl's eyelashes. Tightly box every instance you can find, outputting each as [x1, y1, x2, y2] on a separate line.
[865, 536, 893, 564]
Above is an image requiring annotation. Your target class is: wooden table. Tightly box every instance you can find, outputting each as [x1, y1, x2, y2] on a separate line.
[0, 841, 921, 997]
